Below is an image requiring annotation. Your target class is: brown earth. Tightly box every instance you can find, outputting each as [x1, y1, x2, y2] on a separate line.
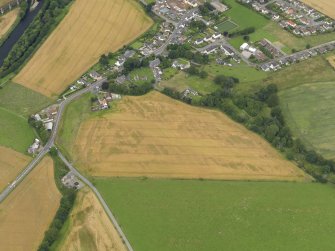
[58, 187, 127, 251]
[14, 0, 153, 98]
[72, 91, 309, 181]
[0, 146, 31, 192]
[0, 157, 61, 251]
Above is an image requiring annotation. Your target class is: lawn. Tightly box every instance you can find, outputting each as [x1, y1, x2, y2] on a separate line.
[159, 71, 218, 94]
[203, 61, 268, 83]
[0, 107, 36, 153]
[14, 0, 153, 98]
[279, 81, 335, 159]
[128, 67, 154, 85]
[96, 178, 335, 251]
[0, 82, 51, 116]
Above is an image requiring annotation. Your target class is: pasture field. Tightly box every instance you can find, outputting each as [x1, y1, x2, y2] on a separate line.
[96, 178, 335, 251]
[14, 0, 153, 98]
[0, 157, 61, 251]
[301, 0, 335, 19]
[0, 146, 31, 192]
[55, 187, 127, 251]
[327, 54, 335, 69]
[0, 106, 35, 153]
[0, 82, 51, 116]
[264, 56, 335, 90]
[279, 82, 335, 159]
[0, 9, 19, 38]
[63, 91, 308, 181]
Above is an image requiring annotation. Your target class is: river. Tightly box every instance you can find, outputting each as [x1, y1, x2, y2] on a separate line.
[0, 0, 43, 67]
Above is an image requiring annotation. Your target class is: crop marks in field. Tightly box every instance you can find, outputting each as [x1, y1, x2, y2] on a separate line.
[58, 188, 127, 251]
[0, 157, 60, 251]
[71, 92, 307, 181]
[14, 0, 153, 98]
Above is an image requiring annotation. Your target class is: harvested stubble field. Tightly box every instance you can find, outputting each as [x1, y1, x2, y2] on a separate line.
[71, 92, 307, 181]
[14, 0, 153, 98]
[301, 0, 335, 19]
[0, 146, 31, 192]
[57, 188, 127, 251]
[0, 157, 61, 251]
[0, 9, 19, 38]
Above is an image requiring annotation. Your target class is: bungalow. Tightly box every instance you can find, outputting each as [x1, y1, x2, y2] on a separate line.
[89, 71, 102, 80]
[202, 44, 219, 55]
[204, 36, 214, 42]
[184, 0, 198, 8]
[77, 78, 90, 86]
[212, 32, 222, 39]
[221, 45, 234, 56]
[172, 59, 191, 70]
[149, 58, 161, 68]
[194, 38, 204, 45]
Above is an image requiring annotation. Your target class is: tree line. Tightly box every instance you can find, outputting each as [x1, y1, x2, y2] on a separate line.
[162, 75, 335, 182]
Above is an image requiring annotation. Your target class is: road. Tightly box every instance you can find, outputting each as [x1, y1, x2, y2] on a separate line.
[58, 151, 134, 251]
[0, 76, 135, 251]
[0, 78, 104, 202]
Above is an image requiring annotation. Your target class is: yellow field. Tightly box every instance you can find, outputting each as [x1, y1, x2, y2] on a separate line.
[0, 9, 19, 38]
[72, 92, 308, 181]
[0, 146, 31, 192]
[327, 55, 335, 69]
[0, 157, 61, 251]
[301, 0, 335, 19]
[58, 187, 127, 251]
[14, 0, 153, 98]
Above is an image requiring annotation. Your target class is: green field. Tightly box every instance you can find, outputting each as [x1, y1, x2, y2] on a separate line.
[0, 107, 35, 153]
[264, 56, 335, 90]
[0, 82, 51, 116]
[216, 20, 238, 32]
[96, 178, 335, 251]
[159, 72, 219, 94]
[56, 93, 92, 158]
[280, 82, 335, 159]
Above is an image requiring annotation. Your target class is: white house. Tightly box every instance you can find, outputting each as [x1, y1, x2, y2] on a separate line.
[212, 33, 222, 39]
[240, 42, 249, 51]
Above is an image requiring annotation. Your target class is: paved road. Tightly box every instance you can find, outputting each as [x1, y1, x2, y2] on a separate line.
[0, 78, 105, 203]
[0, 77, 136, 251]
[58, 152, 134, 251]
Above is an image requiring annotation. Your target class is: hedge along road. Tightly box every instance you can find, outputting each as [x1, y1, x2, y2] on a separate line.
[0, 77, 135, 251]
